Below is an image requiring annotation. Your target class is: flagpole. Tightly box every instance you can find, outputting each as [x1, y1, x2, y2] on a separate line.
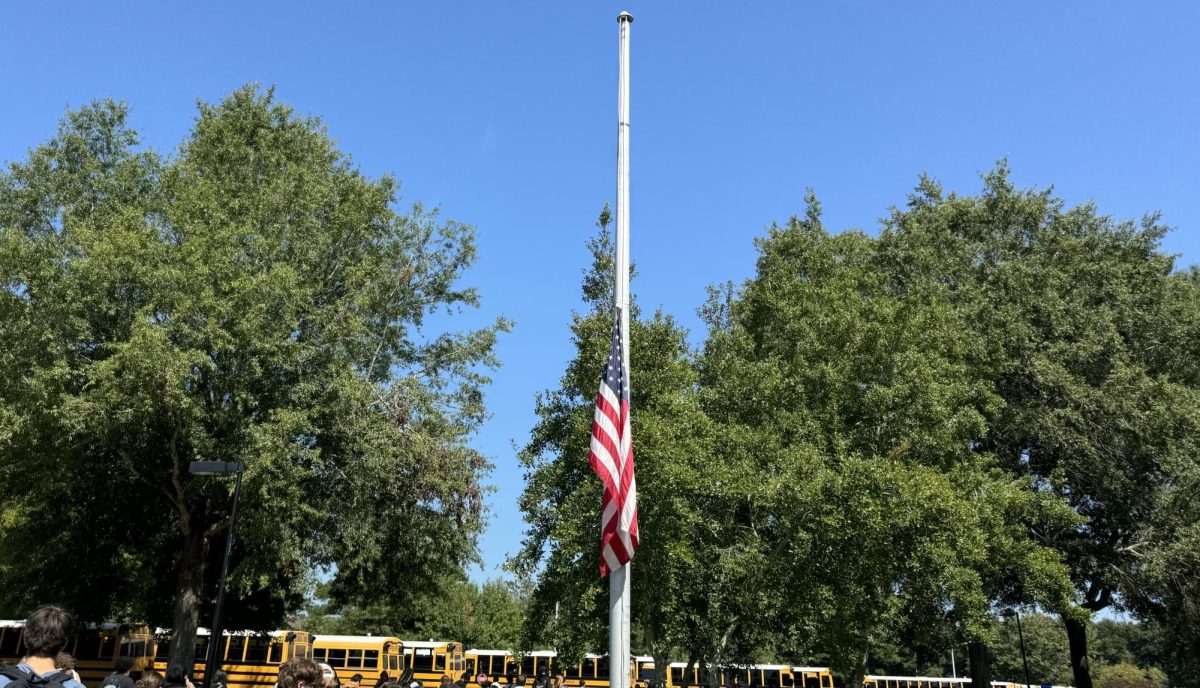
[611, 11, 633, 688]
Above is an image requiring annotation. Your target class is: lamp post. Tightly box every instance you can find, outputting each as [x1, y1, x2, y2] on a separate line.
[1006, 609, 1034, 688]
[189, 461, 246, 688]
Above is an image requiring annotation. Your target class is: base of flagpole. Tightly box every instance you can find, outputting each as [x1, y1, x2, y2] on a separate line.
[609, 562, 630, 688]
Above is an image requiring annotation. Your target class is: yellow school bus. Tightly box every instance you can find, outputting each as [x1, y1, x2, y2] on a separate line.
[146, 629, 311, 688]
[0, 620, 156, 686]
[402, 641, 466, 684]
[789, 668, 833, 688]
[464, 650, 621, 688]
[311, 636, 404, 686]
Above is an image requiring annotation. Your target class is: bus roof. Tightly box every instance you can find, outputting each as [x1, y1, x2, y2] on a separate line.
[313, 635, 400, 646]
[866, 677, 968, 682]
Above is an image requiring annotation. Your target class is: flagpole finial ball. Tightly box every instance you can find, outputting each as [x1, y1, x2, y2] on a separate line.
[618, 11, 633, 23]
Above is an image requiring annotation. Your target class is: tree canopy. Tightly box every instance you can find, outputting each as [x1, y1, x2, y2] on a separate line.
[0, 86, 508, 666]
[514, 165, 1199, 688]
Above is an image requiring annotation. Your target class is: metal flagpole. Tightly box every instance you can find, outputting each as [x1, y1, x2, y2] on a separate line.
[610, 11, 633, 688]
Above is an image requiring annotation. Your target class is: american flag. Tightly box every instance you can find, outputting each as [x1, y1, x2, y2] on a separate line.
[589, 308, 639, 576]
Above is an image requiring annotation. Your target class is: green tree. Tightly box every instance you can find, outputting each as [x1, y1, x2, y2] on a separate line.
[875, 164, 1200, 688]
[989, 614, 1073, 686]
[697, 192, 1074, 687]
[512, 210, 720, 679]
[0, 87, 508, 667]
[304, 578, 526, 650]
[1094, 663, 1168, 688]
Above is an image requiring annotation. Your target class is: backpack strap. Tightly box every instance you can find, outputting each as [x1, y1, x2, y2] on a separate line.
[0, 667, 28, 683]
[37, 672, 72, 686]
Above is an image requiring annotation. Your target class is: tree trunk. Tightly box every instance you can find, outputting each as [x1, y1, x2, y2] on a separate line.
[968, 641, 990, 688]
[167, 532, 209, 676]
[847, 639, 869, 688]
[1063, 616, 1093, 688]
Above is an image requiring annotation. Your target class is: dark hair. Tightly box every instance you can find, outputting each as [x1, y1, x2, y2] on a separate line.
[115, 658, 136, 674]
[351, 676, 363, 683]
[213, 670, 229, 686]
[278, 658, 322, 688]
[136, 671, 164, 688]
[55, 652, 76, 671]
[166, 664, 188, 687]
[24, 605, 74, 657]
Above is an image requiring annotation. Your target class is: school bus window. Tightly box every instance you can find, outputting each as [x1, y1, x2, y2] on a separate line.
[194, 638, 209, 662]
[246, 636, 271, 663]
[345, 649, 361, 668]
[413, 650, 434, 672]
[225, 637, 244, 662]
[0, 628, 19, 657]
[764, 670, 781, 687]
[362, 650, 379, 669]
[326, 648, 348, 668]
[270, 643, 283, 664]
[820, 677, 831, 688]
[567, 663, 584, 681]
[120, 638, 147, 659]
[519, 658, 534, 677]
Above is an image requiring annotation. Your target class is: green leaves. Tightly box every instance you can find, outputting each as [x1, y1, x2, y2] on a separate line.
[0, 86, 505, 631]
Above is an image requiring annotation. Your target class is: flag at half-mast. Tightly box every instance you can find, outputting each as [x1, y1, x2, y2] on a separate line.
[589, 307, 639, 576]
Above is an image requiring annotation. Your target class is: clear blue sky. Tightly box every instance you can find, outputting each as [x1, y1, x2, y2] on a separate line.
[3, 2, 1197, 582]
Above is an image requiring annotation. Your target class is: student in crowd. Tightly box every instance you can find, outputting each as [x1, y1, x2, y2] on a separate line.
[53, 653, 80, 684]
[101, 659, 136, 688]
[374, 673, 390, 688]
[134, 671, 163, 688]
[277, 658, 322, 688]
[317, 664, 336, 688]
[438, 677, 452, 688]
[163, 664, 194, 688]
[0, 605, 87, 688]
[344, 675, 362, 688]
[211, 671, 228, 688]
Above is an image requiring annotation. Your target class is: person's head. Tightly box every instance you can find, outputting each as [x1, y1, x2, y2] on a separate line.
[55, 652, 76, 671]
[137, 671, 164, 688]
[318, 663, 336, 688]
[115, 658, 136, 675]
[349, 675, 363, 687]
[278, 658, 323, 688]
[166, 664, 188, 687]
[476, 675, 489, 687]
[380, 673, 390, 682]
[213, 670, 229, 687]
[23, 604, 75, 658]
[440, 677, 452, 688]
[515, 676, 526, 688]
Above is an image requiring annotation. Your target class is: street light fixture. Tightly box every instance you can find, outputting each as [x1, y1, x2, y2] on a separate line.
[189, 460, 246, 688]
